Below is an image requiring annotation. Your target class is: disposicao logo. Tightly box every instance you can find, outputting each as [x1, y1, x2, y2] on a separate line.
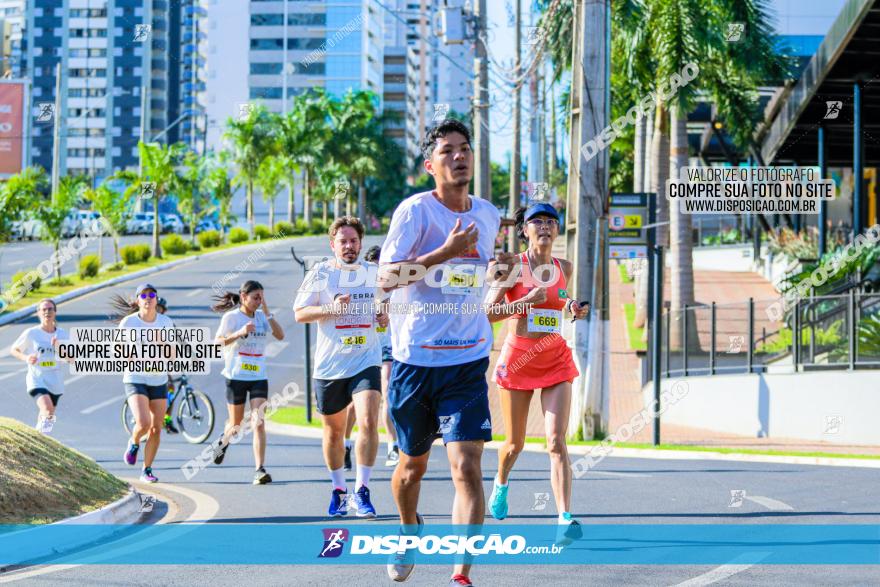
[318, 528, 349, 558]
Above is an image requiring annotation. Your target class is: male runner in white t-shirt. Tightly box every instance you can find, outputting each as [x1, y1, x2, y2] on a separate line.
[379, 119, 501, 587]
[294, 216, 388, 518]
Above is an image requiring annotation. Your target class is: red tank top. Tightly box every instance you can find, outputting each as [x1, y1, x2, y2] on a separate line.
[504, 252, 568, 315]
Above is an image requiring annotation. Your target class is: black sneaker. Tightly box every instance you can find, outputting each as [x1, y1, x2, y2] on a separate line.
[253, 466, 272, 485]
[165, 420, 179, 434]
[343, 445, 352, 471]
[212, 437, 228, 465]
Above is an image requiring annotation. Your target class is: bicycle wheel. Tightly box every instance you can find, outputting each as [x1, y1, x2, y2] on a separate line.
[121, 399, 135, 438]
[177, 388, 215, 444]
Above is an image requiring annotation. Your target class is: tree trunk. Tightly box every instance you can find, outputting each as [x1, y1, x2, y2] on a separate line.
[633, 108, 656, 329]
[650, 103, 669, 248]
[98, 232, 104, 267]
[191, 220, 196, 245]
[287, 181, 294, 224]
[54, 241, 61, 281]
[669, 106, 698, 351]
[358, 182, 367, 227]
[643, 108, 653, 192]
[345, 194, 352, 217]
[303, 167, 312, 224]
[152, 195, 162, 259]
[114, 236, 120, 264]
[633, 114, 645, 194]
[268, 193, 275, 232]
[333, 195, 341, 220]
[247, 180, 255, 237]
[322, 201, 328, 223]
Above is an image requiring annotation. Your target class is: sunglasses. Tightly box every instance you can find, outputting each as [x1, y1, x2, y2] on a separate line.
[527, 218, 558, 227]
[139, 292, 157, 299]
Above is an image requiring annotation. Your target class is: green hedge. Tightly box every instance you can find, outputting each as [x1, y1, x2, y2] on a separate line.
[161, 234, 189, 255]
[254, 224, 271, 240]
[11, 270, 41, 293]
[121, 244, 152, 265]
[78, 255, 100, 279]
[228, 227, 249, 244]
[197, 230, 221, 248]
[274, 221, 294, 237]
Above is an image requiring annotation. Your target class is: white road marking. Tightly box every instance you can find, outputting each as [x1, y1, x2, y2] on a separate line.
[255, 262, 270, 270]
[185, 288, 203, 298]
[80, 395, 124, 415]
[65, 374, 87, 385]
[0, 369, 25, 382]
[0, 346, 11, 358]
[744, 495, 794, 511]
[671, 552, 769, 586]
[7, 260, 24, 267]
[589, 470, 651, 478]
[265, 341, 289, 358]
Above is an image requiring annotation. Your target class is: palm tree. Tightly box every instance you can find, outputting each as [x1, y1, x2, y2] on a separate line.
[647, 0, 789, 346]
[176, 151, 212, 245]
[118, 141, 187, 259]
[328, 90, 382, 222]
[202, 152, 236, 242]
[1, 167, 46, 242]
[32, 175, 88, 281]
[85, 183, 134, 265]
[283, 91, 332, 224]
[255, 155, 286, 232]
[224, 105, 280, 237]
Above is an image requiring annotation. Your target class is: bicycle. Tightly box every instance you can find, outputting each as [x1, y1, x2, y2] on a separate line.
[122, 374, 215, 444]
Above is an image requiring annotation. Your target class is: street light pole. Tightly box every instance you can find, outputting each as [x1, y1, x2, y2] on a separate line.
[507, 0, 522, 251]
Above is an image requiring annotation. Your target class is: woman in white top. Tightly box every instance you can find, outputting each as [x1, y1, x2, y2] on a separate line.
[210, 280, 284, 485]
[111, 283, 175, 483]
[10, 298, 68, 434]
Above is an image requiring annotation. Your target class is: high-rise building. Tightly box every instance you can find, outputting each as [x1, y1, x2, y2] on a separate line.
[247, 0, 383, 114]
[204, 0, 247, 152]
[9, 0, 207, 182]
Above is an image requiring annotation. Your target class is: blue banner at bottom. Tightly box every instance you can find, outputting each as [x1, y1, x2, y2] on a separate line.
[1, 524, 878, 566]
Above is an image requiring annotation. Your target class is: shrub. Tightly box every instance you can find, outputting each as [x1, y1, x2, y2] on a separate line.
[161, 234, 189, 255]
[107, 262, 124, 272]
[47, 276, 73, 287]
[254, 224, 271, 240]
[11, 270, 41, 293]
[136, 243, 152, 262]
[197, 230, 221, 248]
[309, 219, 327, 235]
[293, 219, 309, 235]
[78, 255, 100, 279]
[120, 245, 140, 265]
[228, 227, 249, 244]
[274, 221, 294, 237]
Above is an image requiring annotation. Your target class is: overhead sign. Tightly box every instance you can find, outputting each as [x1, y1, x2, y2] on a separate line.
[608, 193, 649, 259]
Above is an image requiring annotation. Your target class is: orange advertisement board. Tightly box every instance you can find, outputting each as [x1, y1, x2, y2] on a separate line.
[0, 81, 25, 176]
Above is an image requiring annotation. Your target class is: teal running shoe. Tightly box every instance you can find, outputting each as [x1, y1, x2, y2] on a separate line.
[488, 479, 509, 520]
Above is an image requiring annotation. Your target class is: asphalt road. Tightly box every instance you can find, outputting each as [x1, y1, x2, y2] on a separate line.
[1, 235, 879, 586]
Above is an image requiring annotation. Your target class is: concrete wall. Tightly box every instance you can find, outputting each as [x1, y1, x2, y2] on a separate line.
[644, 371, 880, 445]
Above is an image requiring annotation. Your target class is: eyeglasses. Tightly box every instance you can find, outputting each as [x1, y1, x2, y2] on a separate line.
[526, 218, 558, 228]
[139, 292, 157, 299]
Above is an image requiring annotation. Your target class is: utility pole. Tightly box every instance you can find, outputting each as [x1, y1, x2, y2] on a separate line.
[472, 0, 490, 201]
[507, 0, 522, 251]
[565, 0, 610, 437]
[51, 62, 62, 202]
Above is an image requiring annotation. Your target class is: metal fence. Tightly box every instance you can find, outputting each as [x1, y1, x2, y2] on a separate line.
[660, 292, 880, 377]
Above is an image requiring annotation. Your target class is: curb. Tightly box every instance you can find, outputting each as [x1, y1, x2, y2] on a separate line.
[266, 420, 880, 468]
[0, 236, 304, 328]
[0, 488, 143, 570]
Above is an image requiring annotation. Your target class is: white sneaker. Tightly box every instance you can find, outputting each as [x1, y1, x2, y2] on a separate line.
[42, 415, 56, 435]
[387, 513, 423, 582]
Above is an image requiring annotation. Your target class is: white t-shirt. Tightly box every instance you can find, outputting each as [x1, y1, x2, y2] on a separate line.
[379, 191, 500, 367]
[13, 326, 69, 394]
[216, 308, 272, 381]
[293, 259, 382, 380]
[118, 312, 175, 386]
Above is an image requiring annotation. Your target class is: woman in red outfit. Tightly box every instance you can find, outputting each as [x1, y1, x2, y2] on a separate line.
[486, 202, 589, 544]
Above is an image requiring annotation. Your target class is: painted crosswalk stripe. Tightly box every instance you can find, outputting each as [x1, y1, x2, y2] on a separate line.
[0, 369, 25, 381]
[80, 395, 125, 415]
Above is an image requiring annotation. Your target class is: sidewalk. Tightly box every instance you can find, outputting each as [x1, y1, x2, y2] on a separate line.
[608, 260, 880, 455]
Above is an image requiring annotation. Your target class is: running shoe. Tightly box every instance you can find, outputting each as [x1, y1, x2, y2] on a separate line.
[353, 485, 376, 518]
[387, 512, 424, 582]
[488, 478, 509, 520]
[140, 467, 158, 483]
[449, 574, 474, 586]
[555, 512, 583, 546]
[253, 466, 272, 485]
[343, 445, 352, 471]
[212, 436, 228, 465]
[328, 488, 349, 517]
[42, 415, 55, 435]
[385, 445, 400, 467]
[124, 442, 139, 466]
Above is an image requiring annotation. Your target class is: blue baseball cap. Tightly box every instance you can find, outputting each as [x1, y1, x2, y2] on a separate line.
[524, 203, 559, 222]
[134, 283, 158, 296]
